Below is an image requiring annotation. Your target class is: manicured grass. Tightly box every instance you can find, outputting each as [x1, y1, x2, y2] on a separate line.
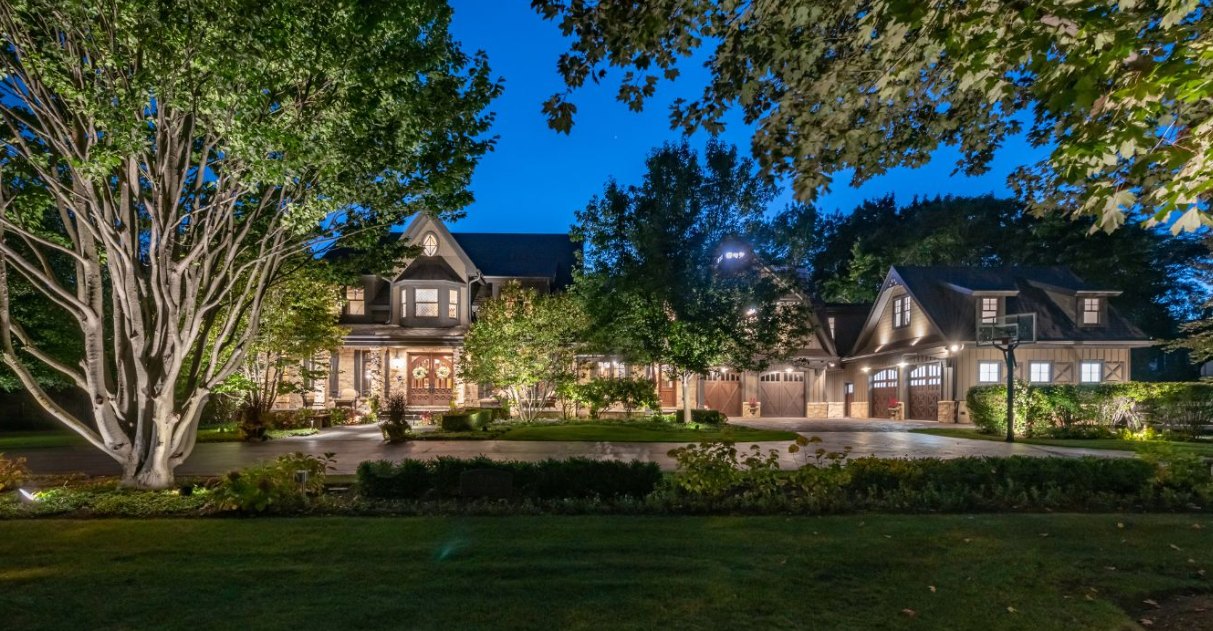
[913, 427, 1213, 456]
[496, 421, 797, 442]
[0, 425, 317, 450]
[0, 514, 1209, 630]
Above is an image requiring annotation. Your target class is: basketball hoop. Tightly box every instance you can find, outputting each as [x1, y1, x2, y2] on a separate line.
[975, 313, 1036, 444]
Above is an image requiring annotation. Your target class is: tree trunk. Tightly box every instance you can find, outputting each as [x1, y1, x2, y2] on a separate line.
[681, 373, 693, 424]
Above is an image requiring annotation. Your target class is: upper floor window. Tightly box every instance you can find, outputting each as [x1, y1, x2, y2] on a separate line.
[415, 288, 438, 317]
[1029, 361, 1052, 383]
[980, 297, 998, 323]
[448, 289, 459, 319]
[1081, 297, 1101, 325]
[344, 287, 364, 315]
[828, 317, 836, 340]
[1080, 361, 1103, 383]
[892, 295, 911, 329]
[421, 232, 439, 257]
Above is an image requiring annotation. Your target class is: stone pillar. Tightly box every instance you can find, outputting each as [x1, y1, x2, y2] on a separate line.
[741, 401, 761, 418]
[805, 402, 829, 418]
[826, 402, 845, 418]
[937, 400, 958, 423]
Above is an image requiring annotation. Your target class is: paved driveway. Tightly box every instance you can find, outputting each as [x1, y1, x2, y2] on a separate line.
[11, 418, 1130, 477]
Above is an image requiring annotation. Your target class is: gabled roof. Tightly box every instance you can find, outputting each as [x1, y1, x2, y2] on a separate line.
[451, 232, 579, 289]
[397, 256, 463, 283]
[849, 266, 1149, 357]
[820, 302, 872, 357]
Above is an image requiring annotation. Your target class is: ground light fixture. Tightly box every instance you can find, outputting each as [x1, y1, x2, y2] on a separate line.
[19, 489, 38, 502]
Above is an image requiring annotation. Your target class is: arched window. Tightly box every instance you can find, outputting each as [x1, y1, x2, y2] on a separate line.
[421, 232, 438, 257]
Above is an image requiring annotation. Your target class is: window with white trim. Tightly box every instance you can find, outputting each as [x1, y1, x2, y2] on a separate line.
[1082, 298, 1101, 325]
[421, 232, 439, 257]
[893, 296, 911, 329]
[1080, 361, 1103, 383]
[414, 288, 438, 317]
[344, 287, 365, 315]
[448, 289, 459, 319]
[1029, 361, 1052, 383]
[978, 361, 1000, 383]
[980, 297, 998, 323]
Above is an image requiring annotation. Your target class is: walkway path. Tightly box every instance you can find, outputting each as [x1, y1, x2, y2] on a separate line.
[10, 418, 1131, 477]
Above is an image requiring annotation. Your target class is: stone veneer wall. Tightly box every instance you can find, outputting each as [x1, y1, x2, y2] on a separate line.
[826, 402, 845, 418]
[938, 400, 958, 423]
[805, 402, 829, 418]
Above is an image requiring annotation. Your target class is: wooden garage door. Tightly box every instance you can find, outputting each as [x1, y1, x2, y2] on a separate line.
[908, 363, 941, 420]
[703, 371, 742, 417]
[868, 368, 898, 419]
[759, 371, 806, 417]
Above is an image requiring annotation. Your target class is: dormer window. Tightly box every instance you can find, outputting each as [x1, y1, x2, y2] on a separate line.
[421, 232, 438, 257]
[893, 295, 911, 329]
[448, 288, 459, 319]
[980, 297, 998, 323]
[1081, 297, 1101, 325]
[344, 287, 365, 315]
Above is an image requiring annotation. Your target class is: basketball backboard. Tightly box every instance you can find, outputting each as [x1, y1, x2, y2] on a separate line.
[976, 313, 1036, 347]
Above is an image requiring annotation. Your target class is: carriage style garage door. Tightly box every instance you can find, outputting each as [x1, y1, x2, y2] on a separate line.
[759, 371, 806, 417]
[868, 368, 899, 418]
[703, 371, 742, 417]
[907, 362, 942, 420]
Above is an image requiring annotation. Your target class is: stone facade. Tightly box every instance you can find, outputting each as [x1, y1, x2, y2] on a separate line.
[826, 402, 845, 418]
[937, 400, 958, 423]
[805, 402, 829, 418]
[741, 401, 761, 418]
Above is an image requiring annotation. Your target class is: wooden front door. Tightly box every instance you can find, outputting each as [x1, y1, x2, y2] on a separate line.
[408, 353, 454, 407]
[703, 371, 742, 417]
[759, 370, 806, 417]
[907, 362, 941, 420]
[657, 366, 678, 408]
[868, 368, 899, 419]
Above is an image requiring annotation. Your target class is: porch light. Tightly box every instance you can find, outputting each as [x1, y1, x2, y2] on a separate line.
[897, 361, 908, 368]
[860, 367, 870, 373]
[949, 344, 961, 352]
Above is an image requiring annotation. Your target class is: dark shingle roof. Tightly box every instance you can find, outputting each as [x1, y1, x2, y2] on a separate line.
[821, 302, 871, 357]
[398, 256, 463, 283]
[892, 266, 1147, 343]
[452, 232, 579, 289]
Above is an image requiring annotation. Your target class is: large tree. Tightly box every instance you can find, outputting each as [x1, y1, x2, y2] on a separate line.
[532, 0, 1212, 233]
[0, 0, 498, 488]
[458, 281, 587, 422]
[574, 141, 812, 423]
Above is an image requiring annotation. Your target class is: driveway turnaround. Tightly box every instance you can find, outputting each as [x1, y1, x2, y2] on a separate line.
[10, 419, 1131, 477]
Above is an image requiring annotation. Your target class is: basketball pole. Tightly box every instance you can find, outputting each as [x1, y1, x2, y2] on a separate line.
[994, 339, 1018, 443]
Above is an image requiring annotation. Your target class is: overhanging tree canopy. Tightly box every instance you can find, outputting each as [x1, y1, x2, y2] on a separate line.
[532, 0, 1211, 233]
[0, 0, 499, 488]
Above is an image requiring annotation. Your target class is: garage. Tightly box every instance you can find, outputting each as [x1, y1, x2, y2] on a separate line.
[759, 370, 806, 417]
[907, 362, 941, 420]
[703, 371, 742, 417]
[868, 368, 898, 418]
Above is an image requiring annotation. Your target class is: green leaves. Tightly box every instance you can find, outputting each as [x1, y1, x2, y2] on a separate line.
[533, 0, 1213, 233]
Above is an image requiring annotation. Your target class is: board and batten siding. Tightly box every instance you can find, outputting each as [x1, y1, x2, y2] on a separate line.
[955, 345, 1132, 422]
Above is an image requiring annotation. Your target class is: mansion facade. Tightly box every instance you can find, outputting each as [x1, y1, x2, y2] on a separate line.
[302, 215, 1151, 422]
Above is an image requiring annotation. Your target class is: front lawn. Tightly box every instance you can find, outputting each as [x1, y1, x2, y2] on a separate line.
[913, 427, 1213, 457]
[0, 514, 1209, 630]
[0, 425, 317, 450]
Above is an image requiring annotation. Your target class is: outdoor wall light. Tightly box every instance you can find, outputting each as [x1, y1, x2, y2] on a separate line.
[860, 367, 870, 373]
[897, 361, 908, 368]
[724, 251, 746, 260]
[745, 307, 757, 316]
[785, 367, 793, 373]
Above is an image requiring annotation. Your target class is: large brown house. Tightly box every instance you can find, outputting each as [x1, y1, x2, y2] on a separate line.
[305, 216, 1152, 421]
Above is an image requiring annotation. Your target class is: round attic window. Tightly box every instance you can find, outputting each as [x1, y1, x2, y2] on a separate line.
[421, 232, 438, 257]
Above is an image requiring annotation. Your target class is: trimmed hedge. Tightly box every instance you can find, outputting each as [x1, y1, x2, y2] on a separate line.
[845, 455, 1156, 497]
[966, 382, 1213, 437]
[356, 456, 663, 500]
[439, 409, 494, 432]
[677, 409, 727, 426]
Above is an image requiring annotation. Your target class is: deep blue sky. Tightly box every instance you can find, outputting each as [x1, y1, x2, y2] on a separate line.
[447, 2, 1049, 234]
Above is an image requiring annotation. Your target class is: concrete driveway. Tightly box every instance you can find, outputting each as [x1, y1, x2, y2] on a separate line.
[11, 418, 1130, 477]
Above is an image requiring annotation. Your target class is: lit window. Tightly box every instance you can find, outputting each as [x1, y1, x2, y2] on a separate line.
[448, 289, 459, 319]
[1080, 361, 1102, 383]
[978, 361, 1000, 383]
[1082, 298, 1101, 325]
[980, 297, 998, 323]
[345, 287, 364, 316]
[1029, 361, 1052, 383]
[893, 296, 911, 328]
[828, 317, 836, 339]
[421, 232, 438, 257]
[415, 288, 438, 317]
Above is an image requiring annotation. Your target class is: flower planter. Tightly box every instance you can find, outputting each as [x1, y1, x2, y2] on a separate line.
[381, 423, 411, 443]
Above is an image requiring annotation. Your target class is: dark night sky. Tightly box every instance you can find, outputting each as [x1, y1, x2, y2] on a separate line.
[446, 1, 1050, 234]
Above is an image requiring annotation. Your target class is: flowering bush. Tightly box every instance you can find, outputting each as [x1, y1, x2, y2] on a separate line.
[0, 454, 30, 493]
[210, 452, 335, 513]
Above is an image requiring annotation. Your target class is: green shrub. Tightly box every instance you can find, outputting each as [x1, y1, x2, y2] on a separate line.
[572, 376, 661, 418]
[686, 409, 727, 426]
[210, 452, 335, 513]
[329, 408, 349, 426]
[844, 456, 1155, 497]
[355, 457, 662, 500]
[0, 453, 29, 493]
